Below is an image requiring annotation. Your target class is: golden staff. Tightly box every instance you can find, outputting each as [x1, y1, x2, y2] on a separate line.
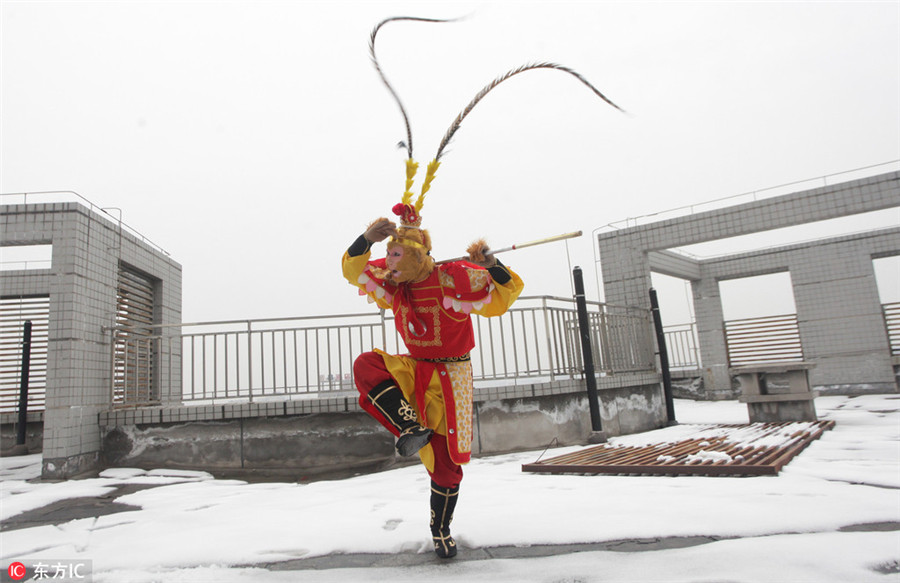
[436, 231, 583, 264]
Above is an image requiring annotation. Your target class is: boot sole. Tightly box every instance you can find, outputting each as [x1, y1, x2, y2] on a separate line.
[396, 429, 433, 456]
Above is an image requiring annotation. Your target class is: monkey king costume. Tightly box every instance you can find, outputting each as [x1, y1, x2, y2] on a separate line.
[343, 199, 523, 558]
[347, 16, 623, 559]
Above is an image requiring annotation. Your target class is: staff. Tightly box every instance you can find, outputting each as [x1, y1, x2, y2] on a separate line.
[436, 230, 583, 264]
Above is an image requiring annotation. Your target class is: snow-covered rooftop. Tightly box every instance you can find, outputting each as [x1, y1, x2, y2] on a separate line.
[2, 395, 898, 582]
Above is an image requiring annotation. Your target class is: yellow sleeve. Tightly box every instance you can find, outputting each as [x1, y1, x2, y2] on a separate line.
[474, 266, 524, 317]
[342, 250, 394, 310]
[439, 264, 524, 318]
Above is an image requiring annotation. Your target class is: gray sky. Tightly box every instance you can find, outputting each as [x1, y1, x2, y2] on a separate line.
[2, 0, 899, 324]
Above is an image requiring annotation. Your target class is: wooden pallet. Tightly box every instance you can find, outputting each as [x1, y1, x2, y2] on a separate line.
[522, 420, 835, 476]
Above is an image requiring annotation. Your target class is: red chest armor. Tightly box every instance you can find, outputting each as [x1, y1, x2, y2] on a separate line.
[364, 260, 492, 360]
[393, 272, 475, 359]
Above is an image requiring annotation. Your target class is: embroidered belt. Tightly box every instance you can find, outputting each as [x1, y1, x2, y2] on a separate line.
[418, 353, 471, 364]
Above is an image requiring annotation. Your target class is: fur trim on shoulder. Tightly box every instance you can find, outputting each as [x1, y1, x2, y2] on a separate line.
[466, 239, 489, 263]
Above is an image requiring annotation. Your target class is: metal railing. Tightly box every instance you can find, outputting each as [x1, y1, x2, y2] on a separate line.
[724, 313, 803, 366]
[663, 323, 701, 370]
[110, 296, 656, 407]
[884, 302, 900, 356]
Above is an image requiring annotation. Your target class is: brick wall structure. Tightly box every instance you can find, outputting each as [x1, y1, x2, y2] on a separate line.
[1, 202, 182, 478]
[597, 171, 900, 397]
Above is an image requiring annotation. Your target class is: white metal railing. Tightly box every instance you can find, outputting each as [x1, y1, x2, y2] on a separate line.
[110, 296, 656, 407]
[663, 322, 701, 370]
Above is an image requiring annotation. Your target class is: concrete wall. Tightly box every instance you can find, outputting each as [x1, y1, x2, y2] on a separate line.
[597, 172, 900, 398]
[696, 228, 899, 393]
[0, 412, 43, 453]
[98, 372, 666, 479]
[1, 203, 182, 478]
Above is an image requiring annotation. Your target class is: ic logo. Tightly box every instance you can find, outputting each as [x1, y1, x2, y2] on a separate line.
[7, 562, 27, 581]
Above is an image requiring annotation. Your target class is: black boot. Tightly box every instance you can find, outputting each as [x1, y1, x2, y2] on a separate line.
[430, 482, 459, 558]
[366, 381, 433, 457]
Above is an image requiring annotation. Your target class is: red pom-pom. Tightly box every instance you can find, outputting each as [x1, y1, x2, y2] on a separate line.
[392, 203, 418, 224]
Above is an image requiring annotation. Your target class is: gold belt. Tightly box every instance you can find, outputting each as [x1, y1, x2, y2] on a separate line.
[418, 353, 471, 364]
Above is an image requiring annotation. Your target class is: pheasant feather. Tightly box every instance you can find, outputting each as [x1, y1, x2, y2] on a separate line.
[369, 16, 459, 160]
[435, 62, 625, 161]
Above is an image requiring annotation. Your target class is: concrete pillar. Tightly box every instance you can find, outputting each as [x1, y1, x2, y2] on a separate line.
[598, 236, 653, 308]
[791, 244, 896, 392]
[41, 207, 118, 477]
[691, 274, 734, 399]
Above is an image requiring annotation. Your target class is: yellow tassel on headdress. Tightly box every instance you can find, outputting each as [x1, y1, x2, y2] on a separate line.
[402, 158, 419, 205]
[414, 159, 440, 213]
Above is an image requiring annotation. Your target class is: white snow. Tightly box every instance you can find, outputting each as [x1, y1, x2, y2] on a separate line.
[1, 395, 898, 582]
[684, 449, 733, 464]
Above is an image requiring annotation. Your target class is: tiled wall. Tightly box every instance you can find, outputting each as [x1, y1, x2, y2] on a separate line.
[699, 229, 899, 388]
[1, 203, 182, 478]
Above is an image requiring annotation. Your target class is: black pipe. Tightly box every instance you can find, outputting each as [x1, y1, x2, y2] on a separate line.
[16, 320, 33, 447]
[649, 288, 677, 424]
[573, 267, 604, 437]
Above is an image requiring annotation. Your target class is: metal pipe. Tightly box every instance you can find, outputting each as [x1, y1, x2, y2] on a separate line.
[649, 287, 677, 424]
[573, 267, 605, 440]
[16, 321, 33, 447]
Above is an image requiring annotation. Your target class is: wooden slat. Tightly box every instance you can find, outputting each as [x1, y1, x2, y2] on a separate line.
[522, 421, 834, 477]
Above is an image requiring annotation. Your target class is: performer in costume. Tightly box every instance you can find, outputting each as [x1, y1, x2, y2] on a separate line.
[343, 202, 523, 558]
[347, 16, 623, 559]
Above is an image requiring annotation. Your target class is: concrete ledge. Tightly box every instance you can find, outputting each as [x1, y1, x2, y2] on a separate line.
[99, 372, 663, 429]
[99, 395, 363, 427]
[730, 361, 816, 375]
[739, 393, 817, 403]
[0, 418, 44, 453]
[101, 411, 395, 478]
[98, 373, 667, 478]
[0, 411, 44, 425]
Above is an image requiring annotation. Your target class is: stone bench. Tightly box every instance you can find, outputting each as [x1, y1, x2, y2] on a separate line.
[732, 361, 817, 423]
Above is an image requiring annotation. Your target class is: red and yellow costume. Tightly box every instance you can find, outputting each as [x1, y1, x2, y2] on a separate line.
[341, 158, 524, 559]
[342, 242, 523, 480]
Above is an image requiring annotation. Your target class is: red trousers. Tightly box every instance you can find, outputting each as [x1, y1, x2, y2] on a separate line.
[354, 351, 464, 488]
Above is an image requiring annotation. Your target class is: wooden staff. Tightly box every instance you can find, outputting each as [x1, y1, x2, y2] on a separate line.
[436, 231, 583, 264]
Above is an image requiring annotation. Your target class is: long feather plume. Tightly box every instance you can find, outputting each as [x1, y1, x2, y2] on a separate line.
[369, 16, 460, 160]
[435, 62, 626, 161]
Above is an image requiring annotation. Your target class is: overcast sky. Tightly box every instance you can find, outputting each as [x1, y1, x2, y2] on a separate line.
[2, 1, 898, 324]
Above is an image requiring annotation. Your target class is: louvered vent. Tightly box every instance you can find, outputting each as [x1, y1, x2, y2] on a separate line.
[113, 265, 158, 406]
[0, 296, 49, 414]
